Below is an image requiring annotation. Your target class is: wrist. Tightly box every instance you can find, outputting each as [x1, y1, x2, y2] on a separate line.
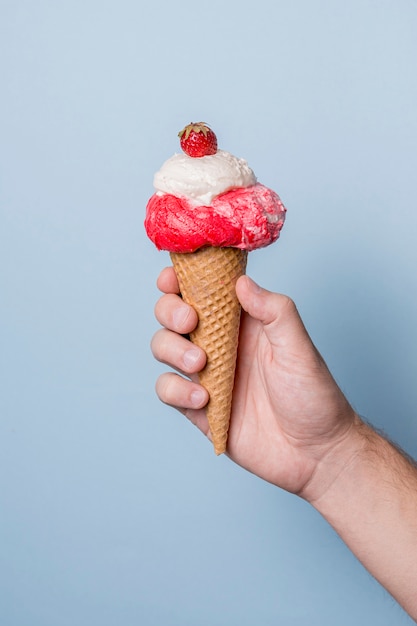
[299, 413, 369, 505]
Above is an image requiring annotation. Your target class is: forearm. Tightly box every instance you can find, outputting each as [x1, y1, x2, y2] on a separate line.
[306, 417, 417, 619]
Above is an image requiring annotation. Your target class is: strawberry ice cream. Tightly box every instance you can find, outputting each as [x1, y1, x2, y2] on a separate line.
[145, 149, 286, 252]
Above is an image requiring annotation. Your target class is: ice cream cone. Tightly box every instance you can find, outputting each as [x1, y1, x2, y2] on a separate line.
[170, 246, 248, 455]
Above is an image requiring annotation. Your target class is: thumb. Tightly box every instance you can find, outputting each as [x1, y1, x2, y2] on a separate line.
[236, 275, 307, 346]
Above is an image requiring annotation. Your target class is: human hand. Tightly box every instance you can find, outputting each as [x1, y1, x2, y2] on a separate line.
[151, 267, 358, 501]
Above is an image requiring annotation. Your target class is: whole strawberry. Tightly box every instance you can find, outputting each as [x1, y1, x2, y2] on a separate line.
[178, 122, 218, 158]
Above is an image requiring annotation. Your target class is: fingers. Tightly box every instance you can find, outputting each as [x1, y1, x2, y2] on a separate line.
[236, 275, 316, 356]
[236, 276, 305, 334]
[154, 293, 198, 336]
[155, 371, 210, 437]
[155, 372, 210, 438]
[151, 328, 206, 374]
[157, 266, 179, 294]
[236, 276, 294, 324]
[154, 266, 211, 441]
[152, 324, 209, 435]
[155, 371, 208, 411]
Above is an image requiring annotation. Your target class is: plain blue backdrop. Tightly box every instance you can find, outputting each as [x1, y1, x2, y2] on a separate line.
[1, 1, 417, 624]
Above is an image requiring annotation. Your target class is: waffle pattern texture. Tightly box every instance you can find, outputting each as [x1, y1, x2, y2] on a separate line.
[170, 247, 248, 454]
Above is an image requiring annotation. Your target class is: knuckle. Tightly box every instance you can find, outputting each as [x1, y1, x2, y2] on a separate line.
[155, 372, 175, 403]
[153, 294, 170, 325]
[150, 329, 166, 361]
[280, 294, 297, 314]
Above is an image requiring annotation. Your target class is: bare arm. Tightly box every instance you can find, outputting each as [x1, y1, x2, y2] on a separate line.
[304, 422, 417, 619]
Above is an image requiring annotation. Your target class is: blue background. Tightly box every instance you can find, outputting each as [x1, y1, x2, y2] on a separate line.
[1, 1, 417, 624]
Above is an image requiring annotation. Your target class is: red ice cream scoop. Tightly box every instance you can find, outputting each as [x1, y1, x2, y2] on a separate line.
[145, 183, 286, 253]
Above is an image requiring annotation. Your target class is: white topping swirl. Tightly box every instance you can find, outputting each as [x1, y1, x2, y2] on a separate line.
[153, 149, 257, 206]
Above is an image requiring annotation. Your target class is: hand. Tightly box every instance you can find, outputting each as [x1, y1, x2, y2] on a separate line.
[152, 267, 417, 619]
[151, 267, 358, 500]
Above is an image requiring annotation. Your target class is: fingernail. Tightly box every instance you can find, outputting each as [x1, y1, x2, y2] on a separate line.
[173, 305, 189, 329]
[183, 348, 200, 369]
[190, 388, 206, 407]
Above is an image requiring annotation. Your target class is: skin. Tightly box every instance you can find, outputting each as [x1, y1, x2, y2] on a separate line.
[151, 267, 417, 619]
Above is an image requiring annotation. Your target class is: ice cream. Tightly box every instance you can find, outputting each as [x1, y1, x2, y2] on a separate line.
[146, 149, 285, 253]
[145, 123, 286, 454]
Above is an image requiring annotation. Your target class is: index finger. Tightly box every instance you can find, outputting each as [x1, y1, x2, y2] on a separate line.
[157, 266, 180, 294]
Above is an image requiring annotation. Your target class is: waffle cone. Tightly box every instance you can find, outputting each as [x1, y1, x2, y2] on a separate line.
[170, 247, 248, 455]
